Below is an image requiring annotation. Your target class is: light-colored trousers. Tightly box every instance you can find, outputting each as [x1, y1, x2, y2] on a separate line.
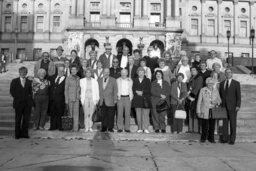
[135, 108, 150, 130]
[117, 97, 131, 130]
[68, 100, 79, 131]
[82, 98, 95, 131]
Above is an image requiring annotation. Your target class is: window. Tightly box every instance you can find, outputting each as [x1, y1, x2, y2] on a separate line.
[207, 19, 215, 36]
[191, 19, 199, 35]
[224, 20, 231, 32]
[120, 2, 131, 10]
[20, 16, 28, 32]
[120, 13, 131, 23]
[33, 48, 42, 61]
[52, 16, 60, 32]
[36, 16, 44, 32]
[240, 21, 247, 37]
[90, 2, 100, 8]
[4, 16, 12, 32]
[241, 53, 249, 58]
[17, 48, 26, 60]
[151, 3, 161, 11]
[150, 13, 161, 23]
[90, 12, 100, 22]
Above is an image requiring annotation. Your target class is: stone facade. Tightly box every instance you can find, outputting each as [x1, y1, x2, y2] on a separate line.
[0, 0, 256, 64]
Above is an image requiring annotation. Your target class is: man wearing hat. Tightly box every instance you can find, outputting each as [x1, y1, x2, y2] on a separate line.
[206, 50, 223, 71]
[52, 46, 66, 68]
[99, 45, 116, 69]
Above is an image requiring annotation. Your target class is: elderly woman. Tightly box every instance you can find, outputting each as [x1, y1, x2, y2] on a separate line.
[151, 70, 170, 133]
[197, 77, 221, 143]
[154, 58, 174, 85]
[132, 67, 151, 133]
[80, 67, 99, 132]
[65, 64, 80, 131]
[32, 68, 50, 130]
[139, 58, 151, 80]
[212, 62, 226, 83]
[163, 51, 175, 72]
[175, 56, 191, 83]
[170, 73, 188, 134]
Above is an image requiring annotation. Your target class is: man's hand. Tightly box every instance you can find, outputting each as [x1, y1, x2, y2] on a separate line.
[236, 107, 240, 112]
[136, 91, 143, 96]
[160, 94, 166, 99]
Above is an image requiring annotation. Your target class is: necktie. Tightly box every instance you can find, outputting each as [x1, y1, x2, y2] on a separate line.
[225, 80, 229, 95]
[56, 76, 61, 85]
[104, 78, 107, 82]
[21, 78, 25, 88]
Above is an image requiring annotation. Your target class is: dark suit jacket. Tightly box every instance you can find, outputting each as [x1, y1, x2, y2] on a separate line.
[49, 75, 66, 103]
[151, 80, 171, 106]
[143, 56, 159, 74]
[132, 77, 151, 108]
[110, 67, 121, 79]
[99, 53, 116, 68]
[70, 57, 82, 77]
[10, 77, 33, 109]
[170, 81, 188, 105]
[220, 79, 241, 111]
[98, 77, 117, 106]
[188, 75, 203, 99]
[199, 70, 211, 86]
[126, 64, 138, 79]
[117, 55, 130, 68]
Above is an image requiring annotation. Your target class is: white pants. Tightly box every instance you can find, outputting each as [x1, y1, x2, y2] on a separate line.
[83, 98, 95, 131]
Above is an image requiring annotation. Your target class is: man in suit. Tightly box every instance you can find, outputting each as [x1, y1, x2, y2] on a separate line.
[88, 51, 98, 70]
[99, 45, 116, 69]
[98, 68, 118, 132]
[219, 68, 241, 145]
[126, 56, 138, 79]
[143, 46, 159, 74]
[10, 67, 33, 139]
[117, 46, 130, 69]
[49, 66, 66, 130]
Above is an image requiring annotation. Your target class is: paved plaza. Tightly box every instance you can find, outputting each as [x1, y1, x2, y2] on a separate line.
[0, 132, 256, 171]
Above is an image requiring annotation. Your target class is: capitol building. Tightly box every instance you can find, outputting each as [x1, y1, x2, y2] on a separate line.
[0, 0, 255, 66]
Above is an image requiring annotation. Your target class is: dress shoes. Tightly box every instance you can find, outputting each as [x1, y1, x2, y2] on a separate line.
[161, 130, 166, 133]
[101, 128, 107, 132]
[155, 130, 160, 133]
[22, 135, 30, 139]
[108, 129, 114, 132]
[229, 142, 235, 145]
[117, 130, 123, 133]
[125, 130, 131, 133]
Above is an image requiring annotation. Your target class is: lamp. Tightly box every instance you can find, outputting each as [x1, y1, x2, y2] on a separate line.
[250, 28, 255, 74]
[226, 30, 232, 66]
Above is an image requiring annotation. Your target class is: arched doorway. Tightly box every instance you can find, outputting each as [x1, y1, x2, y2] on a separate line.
[116, 38, 133, 56]
[84, 38, 99, 59]
[150, 40, 165, 54]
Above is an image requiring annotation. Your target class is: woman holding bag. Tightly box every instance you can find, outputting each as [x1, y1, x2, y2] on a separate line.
[132, 67, 151, 134]
[197, 77, 221, 143]
[170, 73, 188, 134]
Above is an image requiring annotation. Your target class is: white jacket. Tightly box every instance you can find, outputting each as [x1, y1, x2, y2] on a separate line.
[80, 77, 99, 105]
[116, 77, 133, 101]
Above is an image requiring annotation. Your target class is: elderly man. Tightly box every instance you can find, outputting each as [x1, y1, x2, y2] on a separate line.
[126, 56, 138, 79]
[88, 51, 98, 70]
[98, 68, 118, 132]
[10, 67, 33, 139]
[99, 45, 116, 69]
[117, 46, 130, 69]
[143, 46, 159, 74]
[199, 61, 211, 86]
[52, 46, 66, 68]
[206, 50, 223, 71]
[49, 66, 66, 130]
[219, 68, 241, 145]
[34, 52, 55, 78]
[133, 49, 141, 66]
[116, 69, 133, 132]
[175, 56, 191, 83]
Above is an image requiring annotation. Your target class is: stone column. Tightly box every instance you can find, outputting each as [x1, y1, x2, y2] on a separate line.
[111, 0, 115, 16]
[217, 0, 222, 38]
[48, 0, 51, 34]
[201, 0, 206, 36]
[0, 0, 3, 32]
[135, 0, 141, 17]
[71, 0, 77, 16]
[77, 0, 84, 16]
[166, 0, 179, 28]
[107, 0, 111, 16]
[142, 0, 148, 17]
[29, 0, 35, 32]
[138, 0, 149, 27]
[166, 0, 172, 17]
[101, 0, 115, 26]
[174, 0, 179, 17]
[250, 1, 255, 31]
[102, 0, 107, 16]
[233, 0, 238, 44]
[13, 0, 19, 31]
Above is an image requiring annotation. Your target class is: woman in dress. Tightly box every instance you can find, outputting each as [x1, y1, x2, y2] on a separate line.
[80, 67, 99, 132]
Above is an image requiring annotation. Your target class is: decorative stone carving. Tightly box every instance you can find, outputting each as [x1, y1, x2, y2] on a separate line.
[165, 33, 182, 57]
[63, 32, 84, 57]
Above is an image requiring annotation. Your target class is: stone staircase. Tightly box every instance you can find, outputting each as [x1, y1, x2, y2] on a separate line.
[0, 62, 256, 141]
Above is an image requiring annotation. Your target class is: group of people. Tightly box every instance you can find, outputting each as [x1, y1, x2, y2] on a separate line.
[10, 45, 241, 145]
[0, 52, 8, 73]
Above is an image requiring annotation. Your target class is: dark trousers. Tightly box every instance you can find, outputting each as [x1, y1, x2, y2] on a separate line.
[50, 100, 64, 130]
[152, 106, 166, 131]
[222, 109, 237, 143]
[201, 118, 215, 141]
[170, 105, 183, 133]
[14, 104, 32, 138]
[101, 101, 115, 130]
[34, 95, 49, 129]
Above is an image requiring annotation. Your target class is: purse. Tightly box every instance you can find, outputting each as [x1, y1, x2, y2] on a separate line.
[211, 106, 228, 119]
[92, 104, 102, 122]
[156, 99, 169, 113]
[61, 105, 73, 131]
[174, 105, 187, 119]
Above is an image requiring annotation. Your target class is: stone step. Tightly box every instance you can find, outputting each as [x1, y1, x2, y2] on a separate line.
[237, 112, 256, 119]
[0, 113, 15, 120]
[0, 96, 13, 101]
[0, 120, 15, 127]
[0, 127, 14, 136]
[0, 106, 14, 113]
[0, 102, 12, 107]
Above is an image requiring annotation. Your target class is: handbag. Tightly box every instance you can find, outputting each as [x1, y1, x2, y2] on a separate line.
[143, 96, 152, 108]
[211, 106, 228, 119]
[92, 104, 102, 122]
[174, 104, 187, 119]
[61, 105, 73, 131]
[156, 99, 169, 113]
